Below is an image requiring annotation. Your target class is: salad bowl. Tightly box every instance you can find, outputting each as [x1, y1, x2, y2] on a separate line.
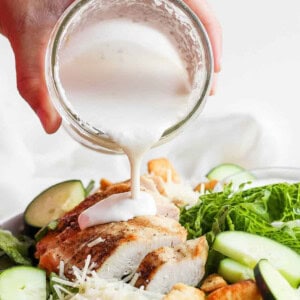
[0, 165, 300, 299]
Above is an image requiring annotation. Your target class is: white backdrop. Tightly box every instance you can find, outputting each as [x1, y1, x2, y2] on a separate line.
[0, 0, 300, 218]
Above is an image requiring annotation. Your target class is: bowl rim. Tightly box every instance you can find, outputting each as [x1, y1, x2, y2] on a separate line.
[223, 166, 300, 180]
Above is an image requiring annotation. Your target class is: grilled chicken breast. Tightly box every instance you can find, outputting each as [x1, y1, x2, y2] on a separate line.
[134, 236, 208, 294]
[36, 174, 186, 280]
[140, 175, 180, 220]
[36, 214, 186, 279]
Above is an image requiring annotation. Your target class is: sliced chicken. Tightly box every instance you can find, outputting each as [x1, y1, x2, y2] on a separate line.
[134, 236, 208, 294]
[36, 167, 186, 280]
[140, 175, 180, 220]
[36, 215, 187, 280]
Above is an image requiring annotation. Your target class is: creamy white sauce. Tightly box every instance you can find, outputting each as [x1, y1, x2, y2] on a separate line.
[58, 19, 194, 226]
[78, 191, 157, 230]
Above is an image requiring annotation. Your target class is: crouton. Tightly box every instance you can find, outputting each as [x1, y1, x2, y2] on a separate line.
[200, 273, 227, 293]
[148, 158, 180, 183]
[206, 280, 262, 300]
[99, 178, 113, 191]
[164, 283, 205, 300]
[194, 180, 218, 192]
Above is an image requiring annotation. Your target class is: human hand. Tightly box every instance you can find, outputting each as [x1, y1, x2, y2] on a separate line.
[0, 0, 222, 134]
[0, 0, 74, 133]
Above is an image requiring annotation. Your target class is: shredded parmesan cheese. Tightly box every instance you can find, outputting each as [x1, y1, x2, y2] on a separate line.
[87, 237, 105, 247]
[129, 273, 140, 286]
[199, 183, 205, 195]
[50, 257, 163, 300]
[164, 181, 200, 207]
[59, 261, 66, 279]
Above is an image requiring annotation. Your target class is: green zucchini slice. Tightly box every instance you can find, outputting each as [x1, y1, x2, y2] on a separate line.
[24, 180, 85, 228]
[254, 259, 299, 300]
[213, 231, 300, 288]
[207, 163, 255, 183]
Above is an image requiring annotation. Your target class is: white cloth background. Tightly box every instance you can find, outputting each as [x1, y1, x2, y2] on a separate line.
[0, 0, 300, 219]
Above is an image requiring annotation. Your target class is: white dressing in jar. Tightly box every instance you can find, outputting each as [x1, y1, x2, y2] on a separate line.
[46, 0, 213, 227]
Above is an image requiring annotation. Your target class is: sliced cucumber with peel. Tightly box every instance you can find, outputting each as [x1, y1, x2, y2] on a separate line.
[24, 180, 86, 228]
[207, 163, 255, 183]
[0, 266, 46, 300]
[254, 260, 299, 300]
[213, 231, 300, 288]
[218, 258, 254, 283]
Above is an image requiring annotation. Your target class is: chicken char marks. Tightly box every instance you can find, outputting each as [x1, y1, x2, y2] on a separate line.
[35, 187, 187, 280]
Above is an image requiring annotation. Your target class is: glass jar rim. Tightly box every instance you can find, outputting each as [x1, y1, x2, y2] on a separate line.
[45, 0, 214, 154]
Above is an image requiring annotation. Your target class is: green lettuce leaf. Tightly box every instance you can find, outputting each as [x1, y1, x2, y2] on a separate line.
[0, 229, 34, 265]
[180, 182, 300, 254]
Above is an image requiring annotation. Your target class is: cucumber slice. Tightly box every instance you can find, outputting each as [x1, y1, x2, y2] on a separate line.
[0, 266, 46, 300]
[254, 260, 299, 300]
[218, 258, 254, 283]
[24, 180, 85, 228]
[207, 163, 255, 183]
[213, 231, 300, 288]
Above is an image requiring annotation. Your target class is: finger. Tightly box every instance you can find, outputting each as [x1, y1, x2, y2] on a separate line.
[184, 0, 222, 73]
[3, 0, 75, 133]
[209, 73, 218, 96]
[12, 32, 62, 133]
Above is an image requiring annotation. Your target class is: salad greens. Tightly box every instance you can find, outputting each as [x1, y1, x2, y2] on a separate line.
[180, 182, 300, 253]
[1, 175, 300, 299]
[35, 220, 59, 242]
[49, 272, 79, 300]
[0, 229, 34, 268]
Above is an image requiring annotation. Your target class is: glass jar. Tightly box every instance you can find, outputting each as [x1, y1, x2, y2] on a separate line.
[45, 0, 213, 154]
